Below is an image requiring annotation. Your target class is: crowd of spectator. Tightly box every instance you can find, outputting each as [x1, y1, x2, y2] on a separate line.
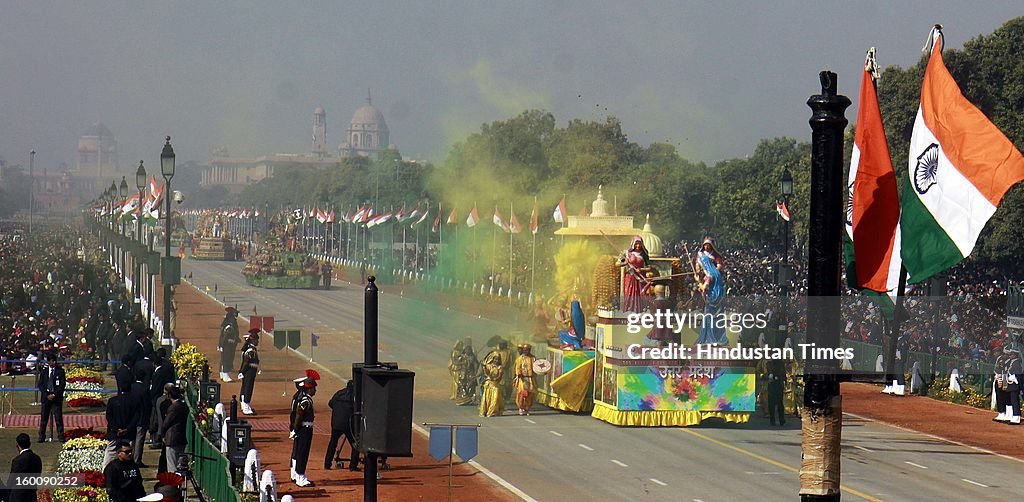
[0, 224, 185, 500]
[665, 240, 1022, 365]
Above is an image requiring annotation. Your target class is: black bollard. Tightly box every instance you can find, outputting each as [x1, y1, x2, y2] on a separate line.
[800, 71, 849, 502]
[363, 275, 378, 501]
[230, 395, 238, 423]
[202, 362, 210, 382]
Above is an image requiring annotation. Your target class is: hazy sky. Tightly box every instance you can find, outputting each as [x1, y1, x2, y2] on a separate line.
[2, 1, 1020, 177]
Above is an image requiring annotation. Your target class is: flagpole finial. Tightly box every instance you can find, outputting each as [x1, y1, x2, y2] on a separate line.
[865, 48, 880, 80]
[923, 24, 944, 54]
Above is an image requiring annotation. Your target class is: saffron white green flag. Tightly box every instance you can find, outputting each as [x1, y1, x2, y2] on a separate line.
[900, 26, 1024, 283]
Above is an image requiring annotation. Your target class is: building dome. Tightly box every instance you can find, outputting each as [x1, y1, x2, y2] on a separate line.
[342, 92, 390, 157]
[314, 106, 325, 114]
[82, 122, 113, 137]
[639, 214, 663, 257]
[351, 104, 386, 129]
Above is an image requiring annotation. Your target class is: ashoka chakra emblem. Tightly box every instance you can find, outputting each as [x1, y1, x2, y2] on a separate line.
[845, 182, 854, 226]
[914, 143, 940, 194]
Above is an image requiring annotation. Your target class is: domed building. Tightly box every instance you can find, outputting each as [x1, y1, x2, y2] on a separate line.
[339, 91, 390, 158]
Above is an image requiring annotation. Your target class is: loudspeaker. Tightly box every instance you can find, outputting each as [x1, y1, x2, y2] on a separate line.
[358, 368, 415, 456]
[199, 381, 220, 407]
[225, 421, 252, 467]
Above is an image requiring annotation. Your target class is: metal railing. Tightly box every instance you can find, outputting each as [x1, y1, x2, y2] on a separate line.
[185, 386, 241, 502]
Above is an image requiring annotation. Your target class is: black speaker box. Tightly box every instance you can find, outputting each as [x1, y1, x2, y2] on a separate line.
[358, 367, 415, 456]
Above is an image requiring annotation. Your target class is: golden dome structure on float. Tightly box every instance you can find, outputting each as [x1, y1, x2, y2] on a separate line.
[638, 214, 663, 257]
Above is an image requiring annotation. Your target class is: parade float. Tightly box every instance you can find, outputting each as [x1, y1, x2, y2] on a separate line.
[191, 211, 236, 260]
[241, 212, 320, 289]
[535, 187, 755, 426]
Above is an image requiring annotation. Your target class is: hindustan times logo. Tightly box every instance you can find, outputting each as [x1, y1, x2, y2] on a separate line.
[626, 310, 768, 334]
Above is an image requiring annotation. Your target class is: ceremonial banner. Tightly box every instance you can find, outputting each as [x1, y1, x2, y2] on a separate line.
[454, 427, 478, 462]
[900, 27, 1024, 283]
[428, 426, 451, 461]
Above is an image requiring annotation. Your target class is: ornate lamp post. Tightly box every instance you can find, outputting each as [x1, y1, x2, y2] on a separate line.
[160, 137, 177, 343]
[134, 161, 147, 304]
[119, 176, 129, 278]
[779, 166, 793, 343]
[108, 180, 118, 266]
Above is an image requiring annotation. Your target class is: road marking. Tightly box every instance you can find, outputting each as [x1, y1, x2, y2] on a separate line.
[578, 444, 593, 451]
[649, 478, 667, 486]
[853, 445, 874, 453]
[610, 459, 628, 467]
[961, 478, 989, 488]
[679, 429, 883, 502]
[524, 418, 536, 424]
[904, 461, 928, 469]
[844, 411, 1024, 466]
[549, 430, 563, 437]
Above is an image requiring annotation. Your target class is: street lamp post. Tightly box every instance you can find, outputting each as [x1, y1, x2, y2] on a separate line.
[161, 137, 176, 343]
[134, 161, 147, 304]
[109, 180, 118, 266]
[119, 177, 129, 282]
[778, 167, 793, 346]
[28, 150, 35, 234]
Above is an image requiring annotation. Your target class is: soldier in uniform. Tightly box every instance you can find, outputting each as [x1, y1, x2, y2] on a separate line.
[218, 307, 240, 382]
[289, 369, 320, 487]
[993, 329, 1023, 424]
[237, 329, 261, 415]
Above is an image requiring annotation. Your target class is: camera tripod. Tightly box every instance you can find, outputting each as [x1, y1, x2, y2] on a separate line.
[176, 454, 209, 502]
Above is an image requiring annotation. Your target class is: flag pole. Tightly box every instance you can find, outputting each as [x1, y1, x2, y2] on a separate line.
[437, 202, 442, 275]
[531, 196, 537, 298]
[491, 204, 497, 295]
[509, 201, 514, 304]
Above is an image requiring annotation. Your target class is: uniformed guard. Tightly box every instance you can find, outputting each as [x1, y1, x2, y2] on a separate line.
[289, 369, 319, 487]
[218, 307, 240, 382]
[237, 329, 261, 415]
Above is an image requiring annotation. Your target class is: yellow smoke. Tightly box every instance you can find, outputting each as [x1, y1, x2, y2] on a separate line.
[551, 240, 602, 309]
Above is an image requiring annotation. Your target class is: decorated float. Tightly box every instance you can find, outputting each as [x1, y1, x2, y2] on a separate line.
[534, 187, 755, 426]
[191, 211, 236, 260]
[241, 211, 321, 289]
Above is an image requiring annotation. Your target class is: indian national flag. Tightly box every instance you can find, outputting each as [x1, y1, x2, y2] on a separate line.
[847, 48, 901, 298]
[900, 27, 1024, 283]
[466, 205, 480, 227]
[553, 197, 567, 224]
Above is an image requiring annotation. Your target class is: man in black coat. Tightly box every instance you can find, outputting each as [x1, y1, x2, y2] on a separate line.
[148, 349, 175, 440]
[127, 368, 153, 467]
[157, 386, 187, 472]
[325, 380, 359, 470]
[37, 356, 65, 442]
[125, 328, 147, 366]
[114, 355, 134, 394]
[7, 433, 42, 502]
[104, 389, 135, 468]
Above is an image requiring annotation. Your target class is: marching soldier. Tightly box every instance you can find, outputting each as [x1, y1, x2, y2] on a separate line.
[237, 329, 261, 415]
[289, 369, 319, 487]
[218, 307, 240, 382]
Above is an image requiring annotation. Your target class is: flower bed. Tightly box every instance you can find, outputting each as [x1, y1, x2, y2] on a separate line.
[56, 436, 107, 475]
[66, 368, 106, 383]
[66, 382, 106, 407]
[64, 428, 106, 441]
[67, 397, 105, 408]
[172, 343, 209, 383]
[52, 487, 110, 502]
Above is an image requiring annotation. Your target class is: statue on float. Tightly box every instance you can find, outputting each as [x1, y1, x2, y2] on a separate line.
[693, 236, 728, 345]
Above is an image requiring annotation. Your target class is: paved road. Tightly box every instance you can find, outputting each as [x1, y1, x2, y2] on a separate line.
[184, 260, 1022, 501]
